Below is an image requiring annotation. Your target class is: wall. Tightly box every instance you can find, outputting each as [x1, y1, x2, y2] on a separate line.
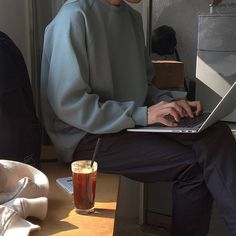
[152, 0, 210, 83]
[0, 0, 31, 75]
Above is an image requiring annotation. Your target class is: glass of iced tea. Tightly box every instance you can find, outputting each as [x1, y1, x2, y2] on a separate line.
[71, 160, 98, 214]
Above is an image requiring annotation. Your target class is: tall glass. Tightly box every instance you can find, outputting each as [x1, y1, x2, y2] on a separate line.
[71, 160, 98, 214]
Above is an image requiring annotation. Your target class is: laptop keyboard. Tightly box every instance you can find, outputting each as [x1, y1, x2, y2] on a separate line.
[177, 112, 210, 128]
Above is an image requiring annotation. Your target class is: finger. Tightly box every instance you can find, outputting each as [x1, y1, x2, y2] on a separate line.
[155, 101, 168, 108]
[161, 107, 181, 122]
[148, 104, 180, 125]
[157, 101, 168, 105]
[178, 100, 194, 118]
[158, 117, 178, 127]
[188, 101, 203, 116]
[148, 101, 168, 112]
[165, 102, 185, 117]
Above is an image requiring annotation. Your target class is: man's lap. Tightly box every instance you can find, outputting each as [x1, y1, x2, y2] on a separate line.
[73, 122, 233, 182]
[74, 130, 197, 182]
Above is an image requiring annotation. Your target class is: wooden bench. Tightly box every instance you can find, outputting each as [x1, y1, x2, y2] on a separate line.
[31, 161, 120, 236]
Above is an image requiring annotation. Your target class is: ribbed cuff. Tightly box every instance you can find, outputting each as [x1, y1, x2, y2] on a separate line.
[132, 107, 147, 126]
[159, 94, 175, 102]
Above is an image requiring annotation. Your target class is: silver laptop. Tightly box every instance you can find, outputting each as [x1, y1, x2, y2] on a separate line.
[127, 82, 236, 134]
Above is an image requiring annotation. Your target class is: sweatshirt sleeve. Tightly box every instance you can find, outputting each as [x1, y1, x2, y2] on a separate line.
[43, 9, 147, 134]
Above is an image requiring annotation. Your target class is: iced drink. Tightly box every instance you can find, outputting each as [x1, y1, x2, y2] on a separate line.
[71, 160, 98, 213]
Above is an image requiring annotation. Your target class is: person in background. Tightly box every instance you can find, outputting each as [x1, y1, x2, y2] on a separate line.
[41, 0, 236, 235]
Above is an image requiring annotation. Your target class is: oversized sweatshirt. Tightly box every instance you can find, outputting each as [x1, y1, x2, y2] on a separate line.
[40, 0, 173, 162]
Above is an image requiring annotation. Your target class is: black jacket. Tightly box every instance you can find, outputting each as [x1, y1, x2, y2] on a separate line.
[0, 31, 41, 168]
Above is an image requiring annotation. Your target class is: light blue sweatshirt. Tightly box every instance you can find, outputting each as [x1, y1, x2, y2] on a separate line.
[40, 0, 173, 162]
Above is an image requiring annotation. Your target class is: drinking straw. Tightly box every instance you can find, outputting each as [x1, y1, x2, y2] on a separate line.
[90, 137, 101, 168]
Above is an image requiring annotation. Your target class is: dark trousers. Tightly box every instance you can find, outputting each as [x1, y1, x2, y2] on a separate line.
[73, 122, 236, 236]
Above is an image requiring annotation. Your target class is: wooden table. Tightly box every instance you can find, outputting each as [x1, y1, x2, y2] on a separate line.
[31, 162, 120, 236]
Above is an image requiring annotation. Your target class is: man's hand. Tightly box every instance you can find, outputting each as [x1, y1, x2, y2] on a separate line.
[147, 100, 203, 126]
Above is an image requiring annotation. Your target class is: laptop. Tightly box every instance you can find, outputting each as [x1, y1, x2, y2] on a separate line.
[127, 82, 236, 134]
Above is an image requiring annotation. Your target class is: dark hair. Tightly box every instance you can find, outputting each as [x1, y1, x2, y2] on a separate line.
[152, 25, 177, 55]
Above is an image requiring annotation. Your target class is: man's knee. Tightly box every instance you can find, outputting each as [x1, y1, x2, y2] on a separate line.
[176, 162, 203, 183]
